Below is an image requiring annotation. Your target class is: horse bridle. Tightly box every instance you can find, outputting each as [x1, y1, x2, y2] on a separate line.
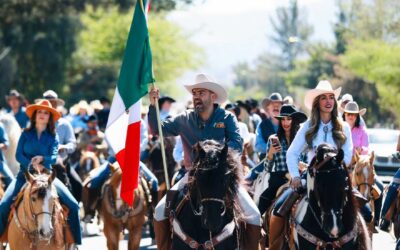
[352, 162, 375, 201]
[28, 182, 55, 223]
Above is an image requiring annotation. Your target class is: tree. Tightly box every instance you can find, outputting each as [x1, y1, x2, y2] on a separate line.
[69, 6, 203, 104]
[341, 39, 400, 125]
[269, 0, 313, 71]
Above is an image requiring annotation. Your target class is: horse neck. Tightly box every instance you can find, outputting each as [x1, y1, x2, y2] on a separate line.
[20, 185, 38, 231]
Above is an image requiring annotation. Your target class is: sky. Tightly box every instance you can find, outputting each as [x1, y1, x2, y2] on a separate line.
[168, 0, 337, 87]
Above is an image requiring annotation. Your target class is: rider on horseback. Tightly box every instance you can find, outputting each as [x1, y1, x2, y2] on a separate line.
[0, 123, 14, 189]
[149, 73, 262, 249]
[268, 80, 354, 250]
[0, 100, 82, 249]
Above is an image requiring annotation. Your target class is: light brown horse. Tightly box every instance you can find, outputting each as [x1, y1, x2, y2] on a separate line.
[351, 151, 378, 235]
[8, 171, 67, 250]
[79, 151, 100, 181]
[0, 176, 4, 200]
[100, 163, 147, 250]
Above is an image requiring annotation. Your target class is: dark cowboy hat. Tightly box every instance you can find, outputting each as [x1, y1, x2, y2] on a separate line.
[246, 98, 258, 109]
[236, 100, 251, 113]
[5, 89, 24, 102]
[35, 90, 65, 106]
[158, 96, 176, 108]
[225, 103, 241, 117]
[85, 115, 98, 123]
[264, 93, 284, 106]
[275, 104, 307, 123]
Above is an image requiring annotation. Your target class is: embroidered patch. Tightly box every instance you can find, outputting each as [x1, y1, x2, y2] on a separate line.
[214, 122, 225, 128]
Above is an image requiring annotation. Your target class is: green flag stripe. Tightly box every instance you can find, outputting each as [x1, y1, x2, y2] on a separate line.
[117, 0, 154, 109]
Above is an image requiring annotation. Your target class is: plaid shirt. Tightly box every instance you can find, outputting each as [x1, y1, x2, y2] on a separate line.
[265, 136, 289, 172]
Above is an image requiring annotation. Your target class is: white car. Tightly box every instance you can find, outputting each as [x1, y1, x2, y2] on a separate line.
[367, 128, 400, 172]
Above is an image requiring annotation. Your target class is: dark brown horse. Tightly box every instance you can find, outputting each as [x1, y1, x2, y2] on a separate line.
[169, 140, 245, 249]
[100, 163, 148, 250]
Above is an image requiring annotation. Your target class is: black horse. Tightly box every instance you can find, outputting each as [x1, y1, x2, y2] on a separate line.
[292, 144, 371, 250]
[171, 140, 242, 250]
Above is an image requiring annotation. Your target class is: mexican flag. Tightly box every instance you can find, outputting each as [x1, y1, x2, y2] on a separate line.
[105, 0, 154, 206]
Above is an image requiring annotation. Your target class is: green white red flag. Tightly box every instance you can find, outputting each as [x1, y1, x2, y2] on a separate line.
[105, 0, 154, 206]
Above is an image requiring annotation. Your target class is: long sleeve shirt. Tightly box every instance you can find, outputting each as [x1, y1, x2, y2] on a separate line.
[350, 125, 369, 155]
[16, 128, 59, 171]
[0, 123, 9, 162]
[255, 118, 278, 154]
[56, 117, 77, 157]
[7, 107, 30, 129]
[286, 120, 353, 178]
[148, 104, 243, 168]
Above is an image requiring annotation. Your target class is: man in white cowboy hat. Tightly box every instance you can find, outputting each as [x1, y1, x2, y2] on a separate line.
[148, 73, 261, 249]
[255, 92, 284, 160]
[5, 89, 29, 129]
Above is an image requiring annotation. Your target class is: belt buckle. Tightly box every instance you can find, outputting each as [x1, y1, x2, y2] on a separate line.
[189, 240, 198, 249]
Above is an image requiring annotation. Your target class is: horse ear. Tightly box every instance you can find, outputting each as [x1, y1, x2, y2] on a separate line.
[369, 151, 375, 166]
[25, 171, 34, 184]
[108, 162, 120, 173]
[48, 167, 56, 184]
[336, 149, 344, 163]
[354, 150, 360, 162]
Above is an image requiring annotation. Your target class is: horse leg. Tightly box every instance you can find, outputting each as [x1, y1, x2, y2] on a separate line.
[128, 221, 144, 250]
[268, 214, 286, 250]
[154, 219, 172, 250]
[104, 223, 120, 250]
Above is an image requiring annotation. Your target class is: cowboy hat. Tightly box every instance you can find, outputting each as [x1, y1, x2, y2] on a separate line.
[304, 80, 342, 110]
[35, 90, 65, 106]
[26, 99, 61, 122]
[275, 104, 307, 123]
[5, 89, 24, 102]
[184, 74, 228, 104]
[90, 100, 104, 110]
[158, 96, 176, 108]
[343, 101, 366, 116]
[264, 93, 284, 107]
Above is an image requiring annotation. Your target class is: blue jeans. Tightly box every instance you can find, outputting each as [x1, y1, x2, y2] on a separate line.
[0, 170, 82, 244]
[90, 161, 158, 193]
[381, 169, 400, 219]
[0, 161, 15, 188]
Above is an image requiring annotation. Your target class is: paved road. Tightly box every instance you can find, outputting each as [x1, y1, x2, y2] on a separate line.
[79, 223, 397, 250]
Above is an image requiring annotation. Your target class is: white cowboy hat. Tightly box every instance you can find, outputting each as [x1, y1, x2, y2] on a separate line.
[343, 101, 367, 116]
[184, 74, 228, 104]
[35, 90, 65, 106]
[304, 80, 342, 110]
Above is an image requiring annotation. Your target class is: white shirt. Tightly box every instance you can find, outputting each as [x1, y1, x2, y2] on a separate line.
[238, 121, 251, 143]
[286, 119, 353, 178]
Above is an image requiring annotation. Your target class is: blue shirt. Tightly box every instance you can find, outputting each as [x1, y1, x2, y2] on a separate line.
[255, 118, 278, 154]
[7, 106, 29, 129]
[16, 128, 59, 171]
[148, 104, 243, 168]
[0, 123, 9, 162]
[56, 117, 76, 157]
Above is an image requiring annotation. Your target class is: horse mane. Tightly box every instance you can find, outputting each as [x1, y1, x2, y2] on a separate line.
[107, 163, 122, 188]
[80, 151, 100, 169]
[188, 140, 243, 216]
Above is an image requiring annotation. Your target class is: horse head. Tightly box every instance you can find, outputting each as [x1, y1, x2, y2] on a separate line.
[307, 143, 350, 238]
[190, 140, 240, 233]
[351, 151, 375, 201]
[24, 170, 57, 240]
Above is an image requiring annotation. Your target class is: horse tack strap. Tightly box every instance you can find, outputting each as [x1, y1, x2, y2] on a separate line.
[172, 218, 236, 249]
[294, 221, 358, 249]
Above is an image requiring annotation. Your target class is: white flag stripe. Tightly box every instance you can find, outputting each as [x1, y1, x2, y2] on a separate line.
[106, 87, 126, 129]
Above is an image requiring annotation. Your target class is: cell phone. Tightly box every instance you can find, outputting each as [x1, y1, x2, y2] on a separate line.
[271, 137, 281, 148]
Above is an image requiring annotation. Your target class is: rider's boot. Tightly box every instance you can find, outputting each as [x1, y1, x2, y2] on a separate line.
[242, 223, 262, 250]
[269, 214, 286, 250]
[154, 219, 172, 250]
[380, 201, 395, 232]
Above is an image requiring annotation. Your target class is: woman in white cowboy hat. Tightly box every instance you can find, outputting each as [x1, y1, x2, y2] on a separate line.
[0, 100, 82, 247]
[268, 80, 353, 249]
[342, 101, 368, 155]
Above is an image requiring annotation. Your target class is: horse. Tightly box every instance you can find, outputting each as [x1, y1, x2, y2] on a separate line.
[145, 135, 176, 202]
[100, 162, 148, 250]
[351, 151, 377, 235]
[287, 144, 371, 250]
[78, 151, 100, 182]
[7, 171, 68, 250]
[0, 176, 4, 200]
[0, 113, 21, 175]
[170, 140, 243, 250]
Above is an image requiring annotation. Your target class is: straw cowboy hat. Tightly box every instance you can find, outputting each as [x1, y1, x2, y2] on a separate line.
[304, 80, 342, 110]
[343, 101, 367, 116]
[5, 89, 24, 102]
[26, 99, 61, 122]
[275, 104, 307, 123]
[35, 90, 65, 106]
[184, 74, 228, 104]
[70, 100, 92, 115]
[90, 100, 104, 110]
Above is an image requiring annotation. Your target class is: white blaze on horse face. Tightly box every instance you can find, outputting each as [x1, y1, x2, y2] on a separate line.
[116, 182, 123, 210]
[40, 188, 53, 237]
[363, 167, 369, 198]
[330, 209, 339, 237]
[307, 172, 314, 197]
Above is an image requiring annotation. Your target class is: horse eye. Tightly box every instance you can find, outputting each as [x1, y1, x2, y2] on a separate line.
[31, 197, 37, 202]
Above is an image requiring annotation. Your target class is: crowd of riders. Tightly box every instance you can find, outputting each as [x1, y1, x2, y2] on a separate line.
[0, 73, 400, 249]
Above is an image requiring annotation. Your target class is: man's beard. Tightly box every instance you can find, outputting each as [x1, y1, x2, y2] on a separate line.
[194, 99, 205, 112]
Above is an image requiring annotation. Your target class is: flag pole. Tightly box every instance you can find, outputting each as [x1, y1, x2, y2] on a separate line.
[150, 83, 171, 190]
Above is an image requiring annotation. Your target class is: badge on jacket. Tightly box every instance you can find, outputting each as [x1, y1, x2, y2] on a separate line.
[214, 122, 225, 128]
